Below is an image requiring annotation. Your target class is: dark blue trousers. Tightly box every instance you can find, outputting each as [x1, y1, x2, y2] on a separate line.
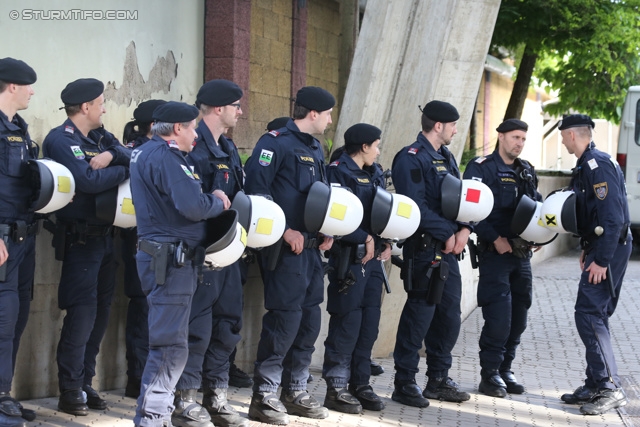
[575, 237, 632, 390]
[477, 251, 532, 372]
[394, 251, 461, 382]
[134, 252, 197, 427]
[121, 228, 149, 381]
[57, 235, 116, 391]
[176, 260, 243, 391]
[0, 235, 35, 392]
[323, 259, 383, 389]
[253, 248, 324, 393]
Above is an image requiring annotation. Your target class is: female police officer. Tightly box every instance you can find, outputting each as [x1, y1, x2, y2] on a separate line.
[322, 123, 390, 414]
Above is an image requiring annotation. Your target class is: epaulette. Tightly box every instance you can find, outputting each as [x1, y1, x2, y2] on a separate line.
[408, 147, 418, 155]
[268, 130, 280, 137]
[474, 156, 487, 164]
[329, 161, 340, 167]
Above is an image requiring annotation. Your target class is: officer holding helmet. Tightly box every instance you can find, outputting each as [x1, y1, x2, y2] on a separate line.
[172, 79, 248, 427]
[244, 86, 335, 425]
[463, 118, 541, 397]
[0, 57, 38, 426]
[390, 100, 471, 408]
[558, 114, 632, 415]
[43, 78, 131, 416]
[322, 123, 390, 414]
[130, 101, 229, 427]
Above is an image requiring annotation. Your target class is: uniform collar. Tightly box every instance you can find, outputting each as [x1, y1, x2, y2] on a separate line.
[338, 151, 365, 172]
[196, 120, 229, 158]
[0, 109, 28, 133]
[286, 120, 320, 149]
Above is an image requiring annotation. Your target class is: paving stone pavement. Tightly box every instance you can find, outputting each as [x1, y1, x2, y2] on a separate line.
[17, 248, 640, 426]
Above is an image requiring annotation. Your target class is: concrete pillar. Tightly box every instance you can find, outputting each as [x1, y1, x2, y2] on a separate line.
[290, 0, 308, 111]
[335, 0, 501, 167]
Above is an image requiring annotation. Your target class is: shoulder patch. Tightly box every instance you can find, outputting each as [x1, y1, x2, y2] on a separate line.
[268, 130, 280, 137]
[587, 158, 598, 170]
[65, 125, 75, 134]
[70, 146, 85, 159]
[408, 147, 418, 155]
[329, 161, 340, 167]
[474, 156, 487, 164]
[180, 164, 195, 179]
[259, 149, 274, 166]
[594, 182, 608, 200]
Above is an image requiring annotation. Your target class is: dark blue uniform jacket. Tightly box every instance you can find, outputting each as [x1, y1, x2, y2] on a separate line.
[244, 120, 326, 232]
[42, 119, 130, 223]
[391, 132, 461, 242]
[0, 111, 38, 222]
[130, 136, 224, 248]
[463, 150, 541, 243]
[327, 152, 385, 244]
[570, 142, 630, 267]
[188, 121, 243, 196]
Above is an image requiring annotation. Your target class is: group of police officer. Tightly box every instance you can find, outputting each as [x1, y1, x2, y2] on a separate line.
[0, 54, 632, 427]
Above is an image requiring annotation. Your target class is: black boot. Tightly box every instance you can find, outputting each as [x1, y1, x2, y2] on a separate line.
[228, 364, 253, 388]
[171, 389, 213, 427]
[58, 389, 89, 416]
[323, 387, 362, 414]
[280, 389, 328, 419]
[202, 387, 248, 427]
[478, 369, 507, 398]
[248, 391, 289, 425]
[349, 384, 385, 411]
[391, 380, 429, 408]
[580, 388, 628, 415]
[424, 376, 470, 402]
[370, 361, 384, 376]
[500, 371, 525, 394]
[125, 377, 141, 399]
[83, 385, 107, 410]
[0, 393, 27, 426]
[561, 385, 597, 404]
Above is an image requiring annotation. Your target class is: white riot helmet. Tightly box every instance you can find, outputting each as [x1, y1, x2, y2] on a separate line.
[95, 179, 136, 228]
[304, 181, 364, 237]
[510, 195, 557, 245]
[441, 174, 494, 223]
[28, 159, 75, 214]
[230, 192, 286, 248]
[203, 209, 247, 269]
[370, 187, 420, 241]
[539, 190, 578, 234]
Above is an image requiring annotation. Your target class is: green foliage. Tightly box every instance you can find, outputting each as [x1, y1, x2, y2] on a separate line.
[491, 0, 640, 123]
[239, 152, 250, 165]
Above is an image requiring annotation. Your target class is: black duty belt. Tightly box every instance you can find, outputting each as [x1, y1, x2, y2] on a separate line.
[58, 221, 113, 237]
[285, 232, 321, 250]
[138, 239, 196, 260]
[0, 220, 40, 243]
[580, 225, 630, 251]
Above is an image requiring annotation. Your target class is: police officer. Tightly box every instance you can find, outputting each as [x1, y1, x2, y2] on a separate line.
[131, 101, 228, 427]
[121, 99, 166, 399]
[172, 80, 248, 427]
[0, 58, 38, 427]
[244, 86, 335, 425]
[322, 123, 390, 414]
[557, 114, 632, 415]
[42, 78, 131, 416]
[463, 119, 541, 397]
[390, 100, 471, 408]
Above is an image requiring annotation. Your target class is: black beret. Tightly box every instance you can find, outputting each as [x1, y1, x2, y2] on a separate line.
[133, 99, 167, 123]
[558, 114, 595, 131]
[344, 123, 382, 146]
[266, 117, 290, 131]
[61, 78, 104, 106]
[196, 79, 243, 107]
[422, 100, 459, 123]
[0, 58, 37, 85]
[496, 118, 528, 133]
[295, 86, 335, 112]
[152, 101, 199, 123]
